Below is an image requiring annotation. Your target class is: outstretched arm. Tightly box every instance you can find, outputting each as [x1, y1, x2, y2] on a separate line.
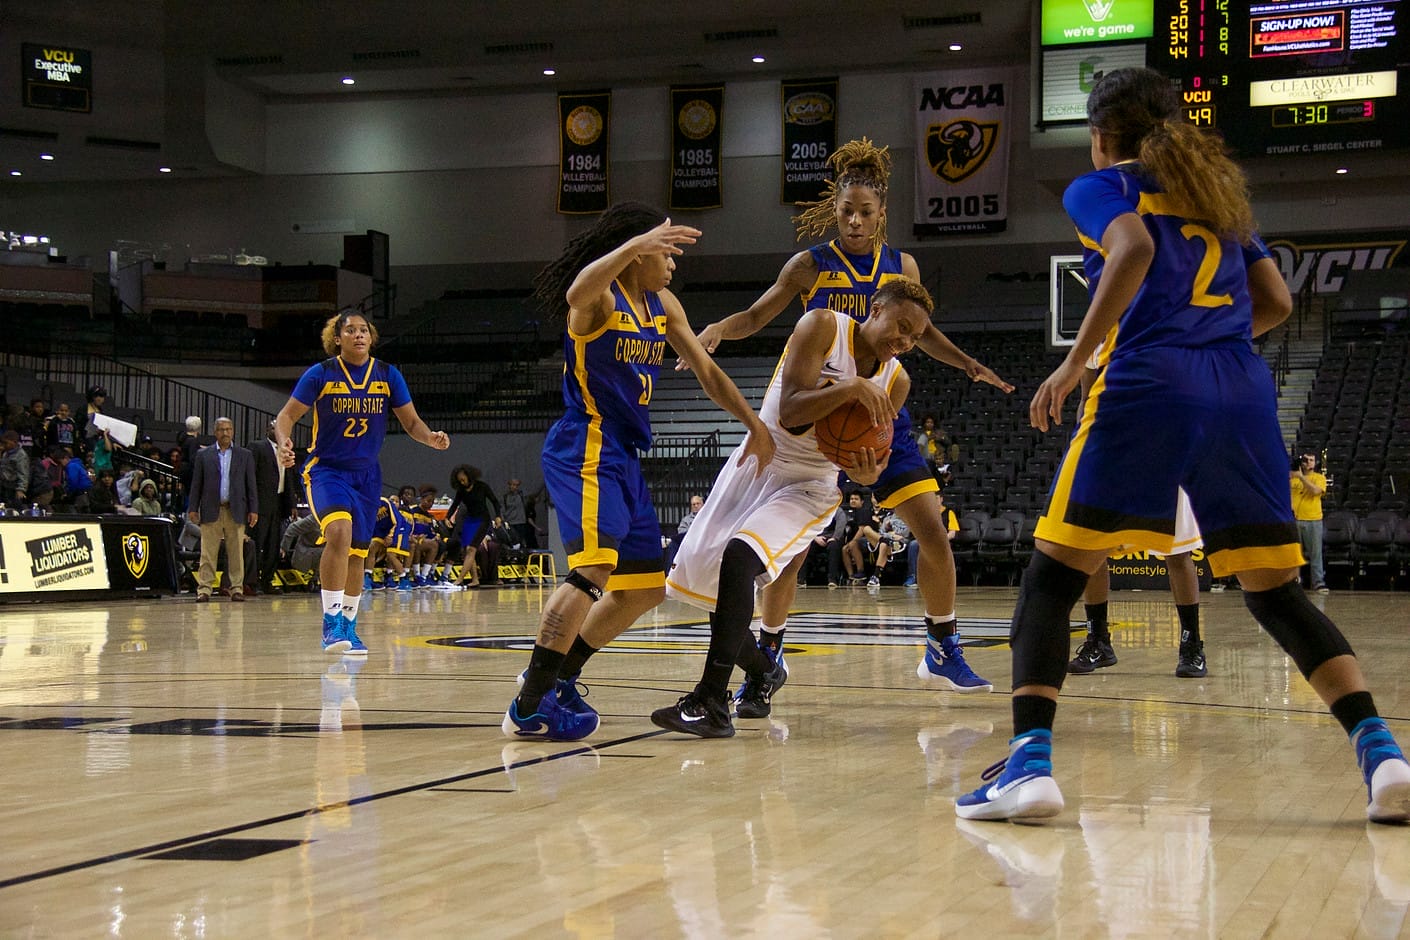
[567, 219, 701, 336]
[693, 250, 818, 353]
[392, 402, 450, 451]
[664, 291, 774, 472]
[777, 309, 897, 429]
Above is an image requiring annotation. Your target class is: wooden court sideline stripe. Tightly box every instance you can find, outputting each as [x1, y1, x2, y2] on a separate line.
[0, 728, 668, 891]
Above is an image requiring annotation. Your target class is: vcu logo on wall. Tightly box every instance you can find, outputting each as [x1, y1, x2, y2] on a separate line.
[924, 119, 1000, 184]
[122, 532, 148, 579]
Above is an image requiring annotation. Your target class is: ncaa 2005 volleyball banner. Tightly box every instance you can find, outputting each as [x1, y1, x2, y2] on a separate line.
[557, 91, 610, 215]
[670, 84, 724, 211]
[779, 78, 837, 205]
[913, 68, 1014, 236]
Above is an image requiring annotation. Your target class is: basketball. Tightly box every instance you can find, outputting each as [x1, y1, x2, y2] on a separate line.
[813, 400, 893, 466]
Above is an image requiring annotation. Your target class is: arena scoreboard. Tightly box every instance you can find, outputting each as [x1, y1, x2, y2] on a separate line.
[1040, 0, 1407, 156]
[1149, 0, 1408, 156]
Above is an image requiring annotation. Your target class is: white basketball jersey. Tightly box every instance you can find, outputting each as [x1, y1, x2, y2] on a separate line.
[757, 310, 902, 472]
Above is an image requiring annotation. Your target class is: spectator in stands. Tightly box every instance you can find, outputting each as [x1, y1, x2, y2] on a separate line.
[666, 493, 705, 570]
[842, 490, 880, 582]
[162, 448, 186, 513]
[805, 504, 848, 588]
[0, 430, 29, 508]
[1292, 451, 1329, 594]
[188, 416, 258, 603]
[16, 397, 48, 463]
[871, 510, 913, 587]
[281, 511, 325, 586]
[88, 468, 119, 514]
[116, 466, 146, 508]
[177, 416, 205, 506]
[139, 436, 162, 463]
[500, 477, 537, 550]
[91, 425, 119, 476]
[83, 385, 108, 453]
[58, 448, 91, 512]
[913, 414, 946, 475]
[45, 402, 77, 456]
[133, 478, 164, 516]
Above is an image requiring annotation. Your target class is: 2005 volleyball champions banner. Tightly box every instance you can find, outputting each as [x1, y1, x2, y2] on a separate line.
[912, 68, 1014, 236]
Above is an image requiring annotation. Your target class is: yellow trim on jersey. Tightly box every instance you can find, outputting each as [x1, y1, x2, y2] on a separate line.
[568, 546, 618, 570]
[577, 416, 605, 558]
[336, 355, 375, 391]
[878, 477, 939, 510]
[827, 240, 882, 284]
[1044, 364, 1107, 528]
[737, 498, 842, 575]
[606, 570, 666, 592]
[302, 458, 319, 515]
[1077, 231, 1104, 253]
[349, 546, 369, 559]
[665, 575, 716, 607]
[1205, 545, 1304, 578]
[614, 278, 656, 330]
[318, 510, 353, 530]
[1135, 192, 1179, 217]
[1034, 517, 1171, 556]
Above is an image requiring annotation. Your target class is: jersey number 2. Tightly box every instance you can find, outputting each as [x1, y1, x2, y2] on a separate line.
[1180, 224, 1233, 309]
[343, 417, 369, 438]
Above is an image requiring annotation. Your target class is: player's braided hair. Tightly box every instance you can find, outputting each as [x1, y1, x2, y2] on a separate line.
[1087, 68, 1255, 244]
[792, 137, 892, 247]
[532, 202, 667, 318]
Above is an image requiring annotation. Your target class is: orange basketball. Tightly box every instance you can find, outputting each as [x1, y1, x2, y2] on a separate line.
[813, 400, 893, 467]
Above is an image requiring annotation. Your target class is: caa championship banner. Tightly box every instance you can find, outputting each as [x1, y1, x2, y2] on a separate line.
[779, 78, 838, 205]
[0, 521, 108, 594]
[913, 69, 1013, 236]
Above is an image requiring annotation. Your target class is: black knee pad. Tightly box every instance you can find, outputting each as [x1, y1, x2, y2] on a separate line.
[1011, 551, 1091, 690]
[564, 569, 603, 601]
[1244, 580, 1353, 679]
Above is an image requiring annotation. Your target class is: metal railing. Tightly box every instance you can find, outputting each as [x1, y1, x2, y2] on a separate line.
[643, 431, 724, 528]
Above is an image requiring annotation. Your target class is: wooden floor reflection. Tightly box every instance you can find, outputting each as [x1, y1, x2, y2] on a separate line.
[3, 583, 1410, 937]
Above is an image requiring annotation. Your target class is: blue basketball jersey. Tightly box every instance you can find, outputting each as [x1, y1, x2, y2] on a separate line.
[802, 240, 907, 322]
[291, 357, 412, 469]
[1063, 163, 1272, 362]
[561, 279, 667, 452]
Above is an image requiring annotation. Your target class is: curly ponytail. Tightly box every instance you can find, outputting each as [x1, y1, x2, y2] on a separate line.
[792, 137, 892, 247]
[1088, 68, 1255, 244]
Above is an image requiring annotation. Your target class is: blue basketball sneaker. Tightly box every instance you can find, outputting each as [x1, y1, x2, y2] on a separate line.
[734, 645, 788, 719]
[516, 669, 598, 718]
[955, 729, 1065, 821]
[362, 572, 374, 592]
[1352, 718, 1410, 823]
[397, 576, 413, 591]
[917, 633, 993, 693]
[502, 689, 599, 741]
[341, 618, 369, 656]
[321, 612, 351, 654]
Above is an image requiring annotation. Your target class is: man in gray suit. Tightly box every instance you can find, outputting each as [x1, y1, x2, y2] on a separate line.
[188, 416, 258, 602]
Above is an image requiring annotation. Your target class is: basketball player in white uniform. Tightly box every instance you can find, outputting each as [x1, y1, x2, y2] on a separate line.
[653, 278, 933, 737]
[1068, 341, 1208, 678]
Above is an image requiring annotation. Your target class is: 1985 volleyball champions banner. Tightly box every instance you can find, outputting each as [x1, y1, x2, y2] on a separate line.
[670, 84, 724, 211]
[912, 68, 1014, 236]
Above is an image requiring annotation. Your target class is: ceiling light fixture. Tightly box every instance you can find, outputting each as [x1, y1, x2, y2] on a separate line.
[341, 76, 356, 85]
[543, 68, 556, 76]
[949, 43, 963, 52]
[39, 153, 54, 161]
[1335, 167, 1349, 175]
[9, 170, 21, 177]
[158, 166, 172, 174]
[752, 55, 766, 64]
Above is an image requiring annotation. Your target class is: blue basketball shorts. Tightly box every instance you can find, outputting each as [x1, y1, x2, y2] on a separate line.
[871, 406, 939, 509]
[303, 459, 382, 556]
[1035, 344, 1302, 577]
[542, 414, 665, 591]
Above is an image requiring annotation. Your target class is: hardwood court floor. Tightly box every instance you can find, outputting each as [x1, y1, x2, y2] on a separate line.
[2, 583, 1410, 938]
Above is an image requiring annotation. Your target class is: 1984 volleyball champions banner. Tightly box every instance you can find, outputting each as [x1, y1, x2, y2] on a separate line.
[557, 91, 610, 214]
[913, 68, 1014, 236]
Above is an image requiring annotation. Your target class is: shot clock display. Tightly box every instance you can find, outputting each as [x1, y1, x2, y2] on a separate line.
[1149, 0, 1408, 156]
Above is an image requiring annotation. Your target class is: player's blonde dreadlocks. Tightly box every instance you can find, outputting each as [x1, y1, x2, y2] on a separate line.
[791, 137, 892, 248]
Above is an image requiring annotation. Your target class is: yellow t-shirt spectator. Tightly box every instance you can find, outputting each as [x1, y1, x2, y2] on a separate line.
[1290, 470, 1327, 521]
